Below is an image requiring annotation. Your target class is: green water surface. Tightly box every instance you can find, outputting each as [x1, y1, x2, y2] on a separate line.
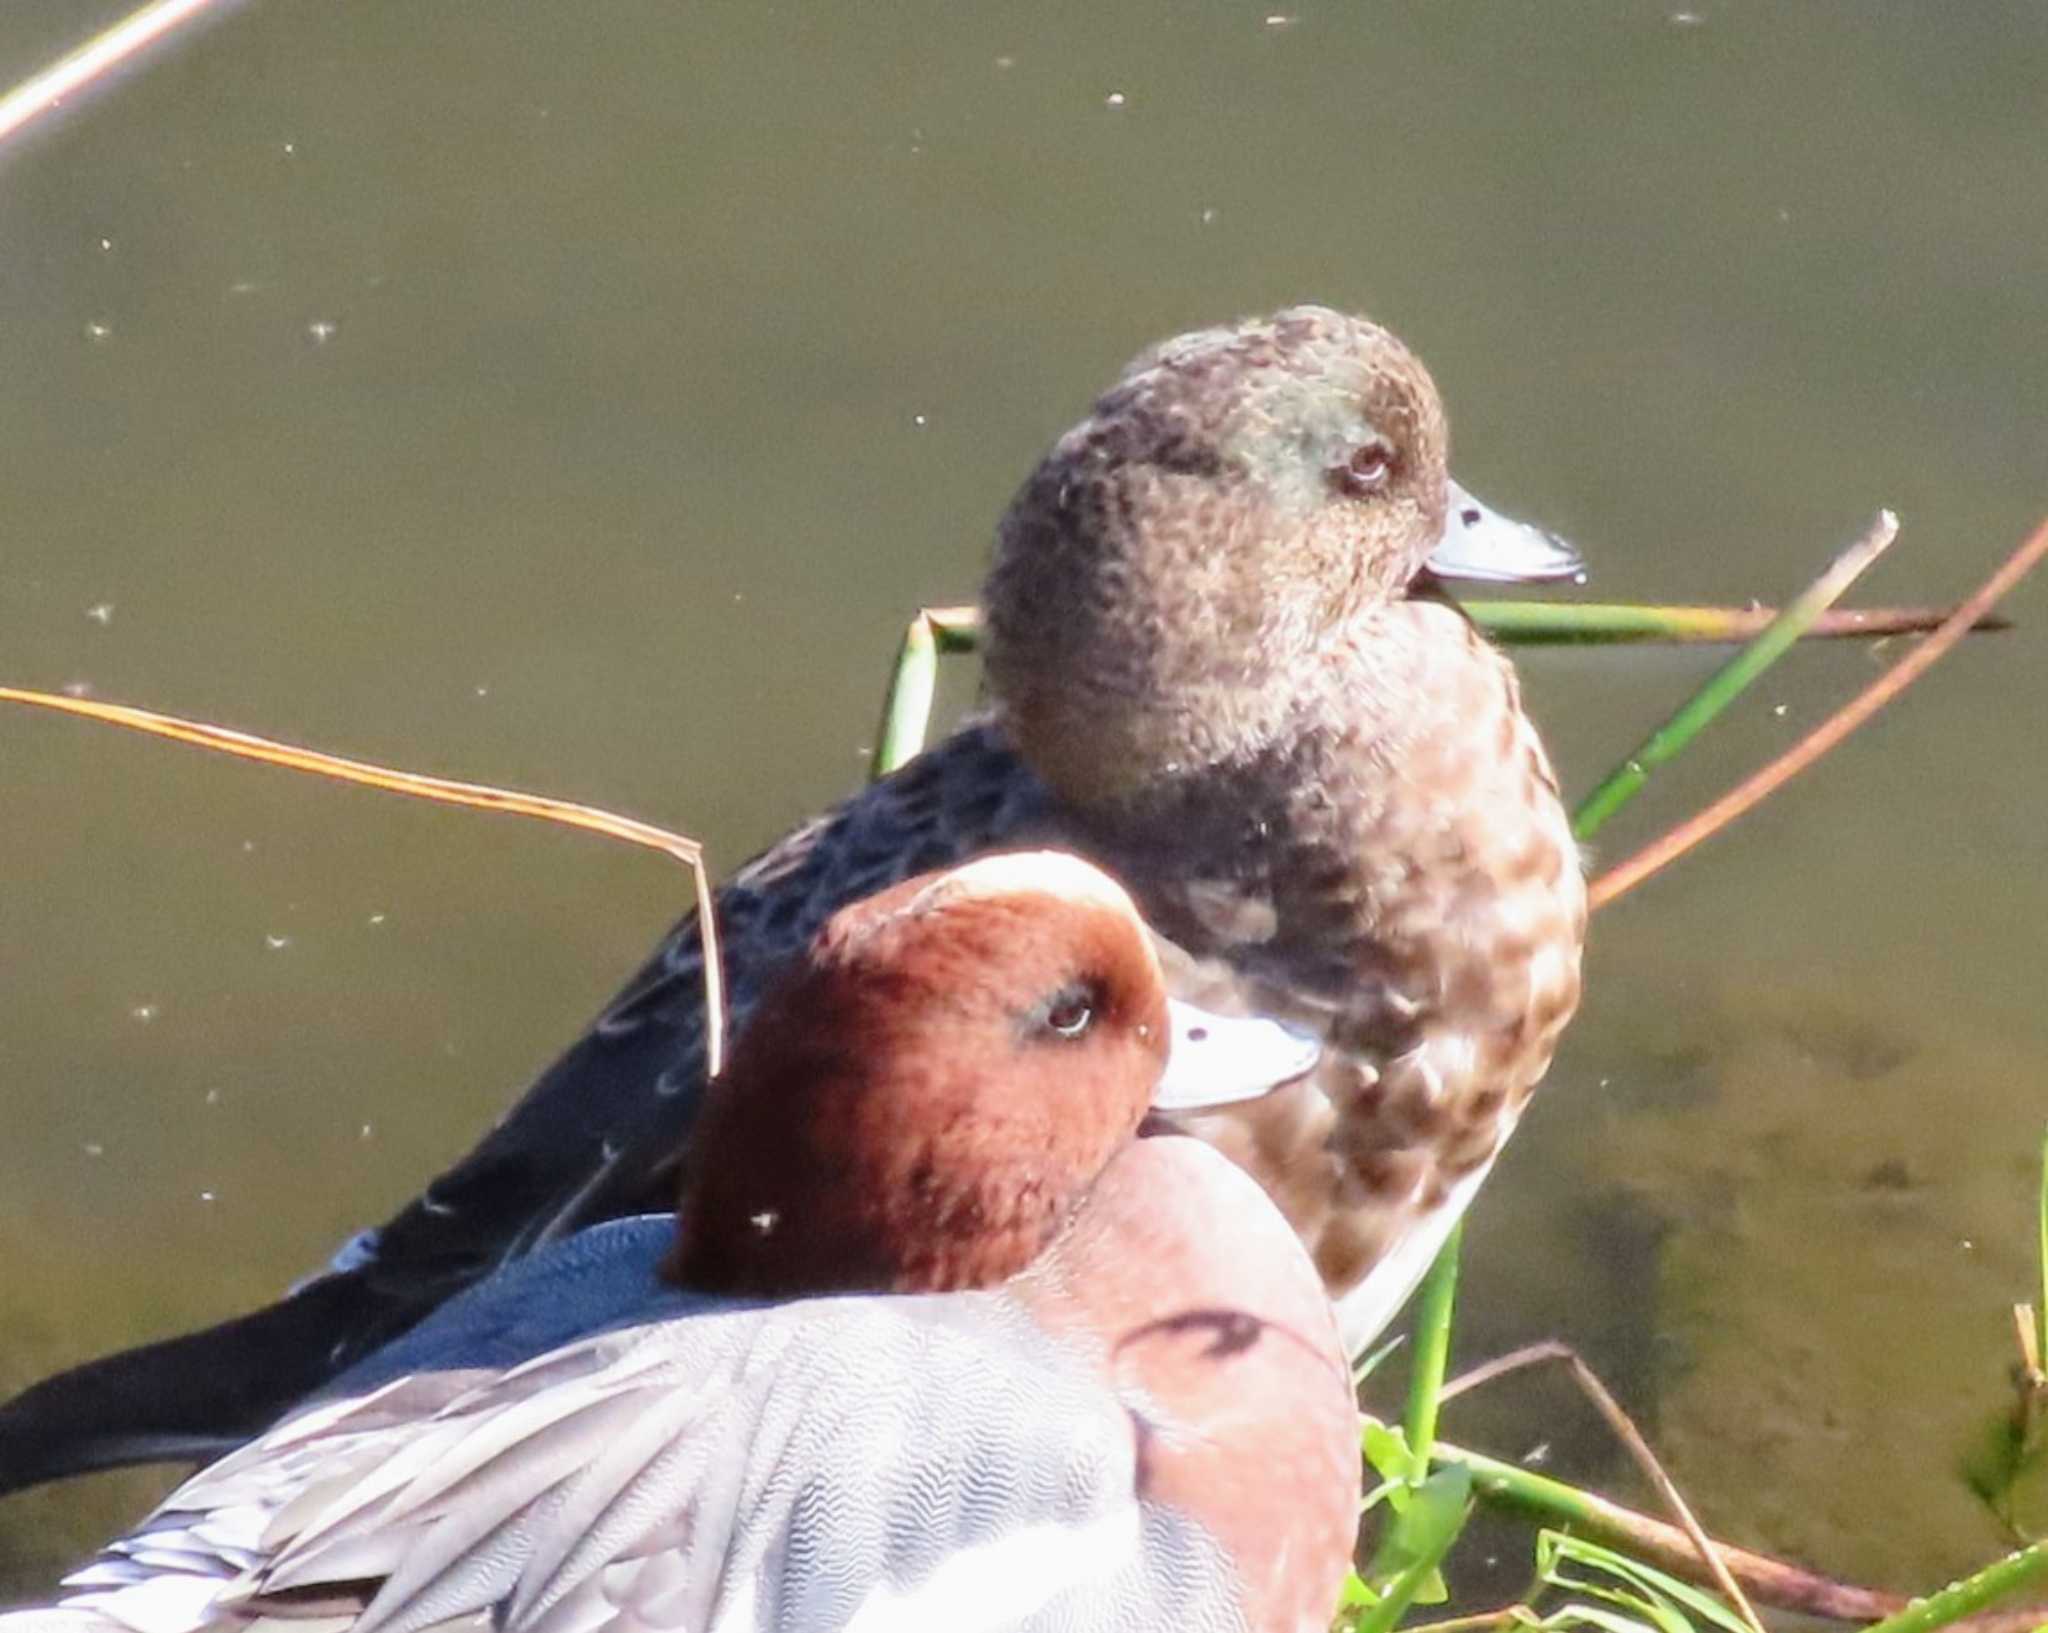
[4, 0, 2047, 1602]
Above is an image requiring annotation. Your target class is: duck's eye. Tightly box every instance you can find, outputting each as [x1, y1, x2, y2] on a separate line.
[1334, 438, 1396, 498]
[1042, 984, 1097, 1040]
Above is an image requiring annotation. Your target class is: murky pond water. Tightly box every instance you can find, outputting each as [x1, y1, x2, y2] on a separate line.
[4, 0, 2047, 1604]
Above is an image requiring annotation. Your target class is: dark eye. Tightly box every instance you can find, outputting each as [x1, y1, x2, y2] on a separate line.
[1043, 984, 1096, 1040]
[1333, 437, 1395, 498]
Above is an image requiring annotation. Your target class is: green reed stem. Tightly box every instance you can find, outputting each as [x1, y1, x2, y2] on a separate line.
[1402, 1426, 1645, 1545]
[1469, 598, 1997, 644]
[1571, 510, 1898, 842]
[1370, 1418, 1904, 1624]
[1857, 1542, 2048, 1633]
[1402, 1222, 1463, 1474]
[870, 607, 982, 779]
[2038, 1127, 2048, 1370]
[860, 555, 2000, 780]
[872, 612, 938, 780]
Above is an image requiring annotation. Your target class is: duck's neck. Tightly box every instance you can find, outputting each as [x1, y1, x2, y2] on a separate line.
[1052, 599, 1582, 1024]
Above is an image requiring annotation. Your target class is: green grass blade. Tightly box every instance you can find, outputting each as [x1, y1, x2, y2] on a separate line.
[1345, 1463, 1474, 1633]
[1572, 511, 1898, 841]
[1536, 1604, 1671, 1633]
[1537, 1533, 1751, 1633]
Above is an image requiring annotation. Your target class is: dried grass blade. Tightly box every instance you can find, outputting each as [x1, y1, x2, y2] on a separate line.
[0, 0, 244, 151]
[0, 686, 727, 1076]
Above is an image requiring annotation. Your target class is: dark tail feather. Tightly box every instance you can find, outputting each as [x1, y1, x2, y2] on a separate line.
[0, 1274, 416, 1493]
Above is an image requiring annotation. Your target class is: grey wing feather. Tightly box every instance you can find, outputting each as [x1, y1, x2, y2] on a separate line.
[52, 1284, 1247, 1633]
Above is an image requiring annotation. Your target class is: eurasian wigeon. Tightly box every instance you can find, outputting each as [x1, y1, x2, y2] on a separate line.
[0, 304, 1587, 1489]
[3, 853, 1360, 1633]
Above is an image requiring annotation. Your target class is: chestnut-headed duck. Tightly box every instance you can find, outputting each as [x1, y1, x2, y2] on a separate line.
[5, 853, 1359, 1633]
[0, 303, 1586, 1489]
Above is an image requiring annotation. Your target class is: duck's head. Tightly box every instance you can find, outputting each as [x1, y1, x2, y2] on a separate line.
[665, 851, 1316, 1298]
[984, 304, 1579, 807]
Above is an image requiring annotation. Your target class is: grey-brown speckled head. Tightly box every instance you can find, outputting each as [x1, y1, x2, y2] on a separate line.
[984, 305, 1450, 807]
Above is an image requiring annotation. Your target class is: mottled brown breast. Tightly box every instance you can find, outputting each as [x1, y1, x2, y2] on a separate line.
[1079, 601, 1586, 1351]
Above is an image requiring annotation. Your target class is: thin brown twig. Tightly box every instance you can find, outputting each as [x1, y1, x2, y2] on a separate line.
[0, 686, 728, 1077]
[1590, 511, 2048, 910]
[1443, 1342, 1765, 1633]
[1796, 605, 2010, 638]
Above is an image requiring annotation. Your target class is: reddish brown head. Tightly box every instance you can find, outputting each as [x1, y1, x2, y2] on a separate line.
[665, 853, 1179, 1297]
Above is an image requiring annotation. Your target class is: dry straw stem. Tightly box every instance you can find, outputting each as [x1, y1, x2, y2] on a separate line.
[0, 687, 727, 1078]
[0, 0, 244, 151]
[1590, 507, 2048, 910]
[1442, 1342, 1764, 1633]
